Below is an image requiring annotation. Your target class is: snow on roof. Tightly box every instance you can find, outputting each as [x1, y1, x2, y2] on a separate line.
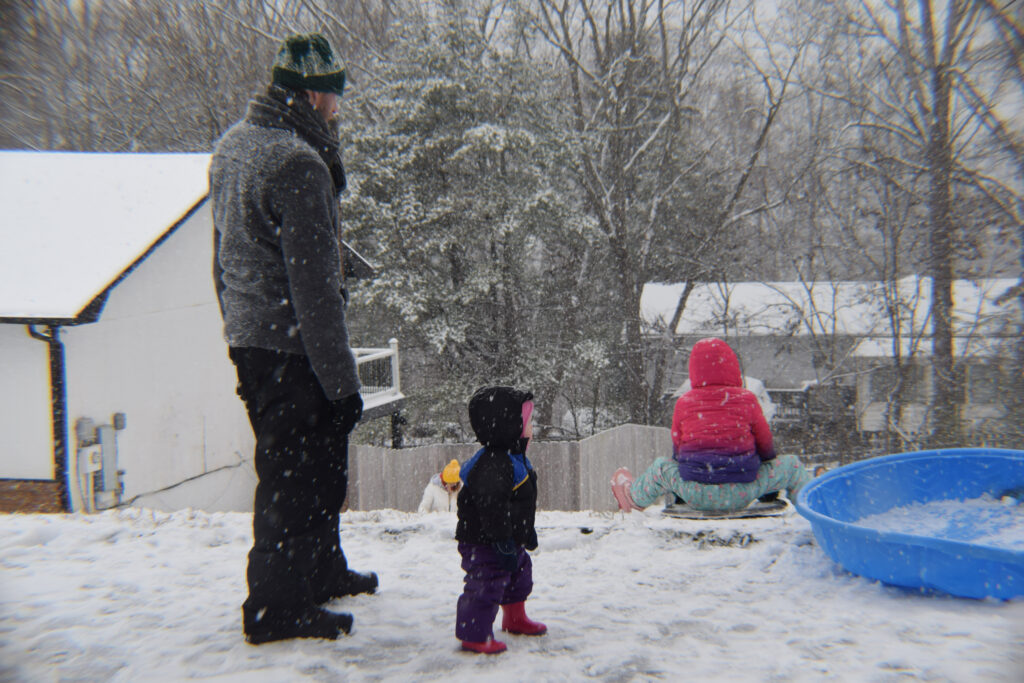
[641, 277, 1017, 339]
[852, 335, 1009, 359]
[0, 151, 211, 321]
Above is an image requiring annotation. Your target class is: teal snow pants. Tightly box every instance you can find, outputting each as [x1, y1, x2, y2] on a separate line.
[630, 454, 812, 512]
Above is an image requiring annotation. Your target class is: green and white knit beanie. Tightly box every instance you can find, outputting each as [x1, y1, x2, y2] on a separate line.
[271, 33, 346, 96]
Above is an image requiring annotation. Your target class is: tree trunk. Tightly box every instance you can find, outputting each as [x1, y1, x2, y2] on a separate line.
[926, 61, 960, 448]
[646, 281, 696, 422]
[609, 235, 647, 423]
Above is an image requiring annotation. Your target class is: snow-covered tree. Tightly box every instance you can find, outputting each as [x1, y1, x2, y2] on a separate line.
[338, 6, 608, 434]
[800, 0, 1023, 448]
[518, 0, 810, 423]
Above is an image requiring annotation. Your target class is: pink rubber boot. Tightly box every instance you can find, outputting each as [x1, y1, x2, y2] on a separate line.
[461, 636, 507, 654]
[501, 601, 547, 635]
[611, 467, 643, 512]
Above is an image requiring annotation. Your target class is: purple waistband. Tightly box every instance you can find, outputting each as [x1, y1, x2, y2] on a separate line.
[674, 451, 760, 484]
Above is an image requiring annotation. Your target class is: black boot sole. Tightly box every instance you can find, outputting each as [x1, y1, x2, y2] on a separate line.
[244, 610, 353, 644]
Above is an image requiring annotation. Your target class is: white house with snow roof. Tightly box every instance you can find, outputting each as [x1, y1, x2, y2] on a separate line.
[0, 151, 401, 513]
[640, 277, 1020, 439]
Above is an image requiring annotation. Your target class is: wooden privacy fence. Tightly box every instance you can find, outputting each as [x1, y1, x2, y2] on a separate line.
[348, 424, 670, 512]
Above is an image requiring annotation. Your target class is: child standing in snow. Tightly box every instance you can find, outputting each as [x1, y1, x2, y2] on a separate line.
[418, 459, 463, 513]
[612, 337, 812, 513]
[455, 386, 547, 654]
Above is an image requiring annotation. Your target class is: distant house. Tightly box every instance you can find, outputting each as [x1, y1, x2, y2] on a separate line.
[0, 151, 401, 513]
[640, 277, 1019, 445]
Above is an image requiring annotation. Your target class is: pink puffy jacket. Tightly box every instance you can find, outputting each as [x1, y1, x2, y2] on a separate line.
[671, 338, 775, 484]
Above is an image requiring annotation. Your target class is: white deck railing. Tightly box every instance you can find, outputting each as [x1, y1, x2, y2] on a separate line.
[353, 338, 403, 411]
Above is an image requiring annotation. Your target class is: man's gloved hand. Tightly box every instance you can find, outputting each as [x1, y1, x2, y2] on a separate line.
[331, 392, 363, 434]
[493, 539, 518, 573]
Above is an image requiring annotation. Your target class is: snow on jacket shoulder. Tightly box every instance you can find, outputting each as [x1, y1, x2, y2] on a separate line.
[672, 338, 775, 484]
[418, 474, 458, 513]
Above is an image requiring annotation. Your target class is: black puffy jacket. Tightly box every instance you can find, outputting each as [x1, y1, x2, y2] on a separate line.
[456, 387, 539, 549]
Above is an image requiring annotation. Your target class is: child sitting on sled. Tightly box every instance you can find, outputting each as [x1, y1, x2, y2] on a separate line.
[455, 386, 547, 654]
[612, 337, 812, 513]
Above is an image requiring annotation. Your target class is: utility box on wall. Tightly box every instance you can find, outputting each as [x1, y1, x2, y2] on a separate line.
[74, 415, 126, 512]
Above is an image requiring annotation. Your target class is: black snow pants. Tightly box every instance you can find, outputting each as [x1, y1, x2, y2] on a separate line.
[229, 347, 353, 614]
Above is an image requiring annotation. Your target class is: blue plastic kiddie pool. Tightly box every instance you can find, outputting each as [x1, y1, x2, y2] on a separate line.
[795, 448, 1024, 600]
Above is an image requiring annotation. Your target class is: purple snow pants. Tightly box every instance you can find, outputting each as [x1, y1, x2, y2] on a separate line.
[455, 542, 533, 642]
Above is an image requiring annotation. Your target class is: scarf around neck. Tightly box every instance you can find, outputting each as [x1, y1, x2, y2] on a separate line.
[246, 84, 347, 194]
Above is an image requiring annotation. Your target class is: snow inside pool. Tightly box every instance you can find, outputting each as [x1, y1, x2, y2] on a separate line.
[854, 494, 1024, 550]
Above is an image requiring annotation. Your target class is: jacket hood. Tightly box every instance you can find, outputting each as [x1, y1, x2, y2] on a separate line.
[688, 337, 742, 388]
[468, 386, 534, 450]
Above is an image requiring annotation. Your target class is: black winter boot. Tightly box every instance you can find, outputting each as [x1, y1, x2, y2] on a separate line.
[243, 546, 353, 644]
[243, 604, 353, 644]
[313, 569, 379, 602]
[306, 519, 379, 602]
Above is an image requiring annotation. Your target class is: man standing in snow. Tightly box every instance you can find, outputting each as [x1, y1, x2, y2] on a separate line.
[209, 32, 377, 644]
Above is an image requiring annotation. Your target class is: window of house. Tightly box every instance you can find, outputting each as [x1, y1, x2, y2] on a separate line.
[967, 363, 1002, 404]
[870, 364, 927, 403]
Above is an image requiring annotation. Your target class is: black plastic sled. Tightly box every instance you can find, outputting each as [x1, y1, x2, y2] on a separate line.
[662, 498, 790, 520]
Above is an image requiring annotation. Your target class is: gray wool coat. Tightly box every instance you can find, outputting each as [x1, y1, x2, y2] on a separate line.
[209, 85, 360, 401]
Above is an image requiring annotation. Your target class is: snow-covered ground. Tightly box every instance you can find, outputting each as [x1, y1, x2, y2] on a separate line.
[2, 506, 1022, 682]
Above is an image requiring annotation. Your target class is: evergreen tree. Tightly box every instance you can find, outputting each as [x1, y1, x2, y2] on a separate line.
[340, 13, 607, 437]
